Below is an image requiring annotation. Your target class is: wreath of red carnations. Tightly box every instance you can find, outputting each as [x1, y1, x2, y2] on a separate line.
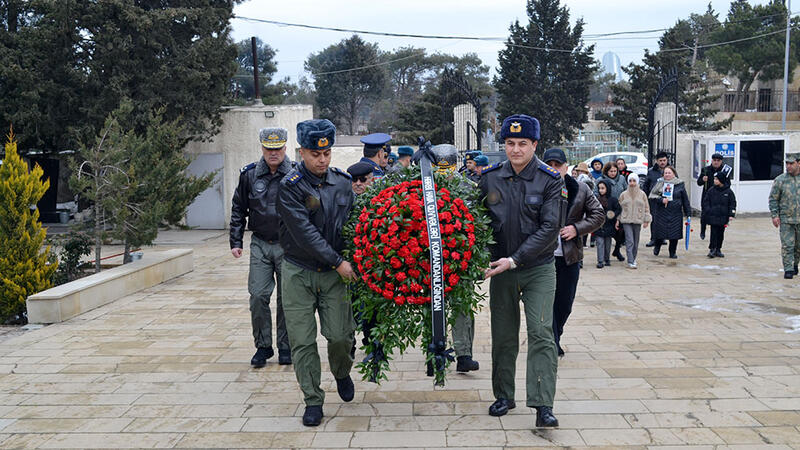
[351, 180, 477, 305]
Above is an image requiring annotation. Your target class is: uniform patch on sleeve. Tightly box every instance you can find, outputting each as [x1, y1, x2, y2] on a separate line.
[240, 162, 256, 173]
[561, 187, 568, 198]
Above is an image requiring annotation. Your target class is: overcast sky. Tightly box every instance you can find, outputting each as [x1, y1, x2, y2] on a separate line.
[231, 0, 773, 83]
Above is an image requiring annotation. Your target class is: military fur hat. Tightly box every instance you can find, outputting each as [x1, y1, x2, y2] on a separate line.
[500, 114, 540, 141]
[296, 119, 335, 150]
[259, 127, 288, 149]
[785, 152, 800, 162]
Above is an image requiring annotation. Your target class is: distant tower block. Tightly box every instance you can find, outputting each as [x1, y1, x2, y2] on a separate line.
[601, 51, 624, 82]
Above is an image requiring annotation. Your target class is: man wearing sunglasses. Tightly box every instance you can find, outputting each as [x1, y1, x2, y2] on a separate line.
[359, 133, 391, 179]
[347, 161, 375, 195]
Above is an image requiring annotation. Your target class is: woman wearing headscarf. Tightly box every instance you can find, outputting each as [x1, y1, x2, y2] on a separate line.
[617, 174, 651, 268]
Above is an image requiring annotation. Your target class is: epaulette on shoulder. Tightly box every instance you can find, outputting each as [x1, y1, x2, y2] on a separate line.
[481, 163, 501, 174]
[240, 162, 256, 173]
[284, 170, 303, 185]
[331, 167, 352, 180]
[538, 163, 560, 179]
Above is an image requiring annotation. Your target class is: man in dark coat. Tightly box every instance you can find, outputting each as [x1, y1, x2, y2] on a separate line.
[643, 152, 669, 247]
[543, 148, 604, 357]
[230, 127, 294, 368]
[697, 153, 733, 240]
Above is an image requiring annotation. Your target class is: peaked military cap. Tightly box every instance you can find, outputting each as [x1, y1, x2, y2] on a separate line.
[474, 155, 489, 167]
[360, 133, 392, 149]
[397, 146, 414, 157]
[500, 114, 540, 141]
[259, 127, 288, 149]
[387, 152, 398, 163]
[785, 152, 800, 162]
[297, 119, 335, 150]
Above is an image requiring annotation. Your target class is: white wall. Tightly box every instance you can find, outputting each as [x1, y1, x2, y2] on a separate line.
[184, 104, 313, 226]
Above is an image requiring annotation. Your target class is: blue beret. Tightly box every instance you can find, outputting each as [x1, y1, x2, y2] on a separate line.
[500, 114, 540, 141]
[297, 119, 335, 150]
[360, 133, 391, 148]
[397, 146, 414, 157]
[474, 155, 489, 166]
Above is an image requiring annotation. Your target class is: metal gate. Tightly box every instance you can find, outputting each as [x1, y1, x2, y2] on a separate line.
[647, 68, 679, 167]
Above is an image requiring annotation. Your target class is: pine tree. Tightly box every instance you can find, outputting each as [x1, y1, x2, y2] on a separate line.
[0, 127, 57, 319]
[494, 0, 595, 148]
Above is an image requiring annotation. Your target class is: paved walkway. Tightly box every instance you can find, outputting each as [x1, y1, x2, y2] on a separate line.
[0, 217, 798, 448]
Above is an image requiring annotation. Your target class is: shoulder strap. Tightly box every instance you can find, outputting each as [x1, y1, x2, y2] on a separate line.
[538, 162, 561, 179]
[240, 162, 256, 173]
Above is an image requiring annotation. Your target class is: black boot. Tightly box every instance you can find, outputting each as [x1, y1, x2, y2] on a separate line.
[335, 375, 354, 402]
[278, 349, 292, 365]
[653, 245, 661, 256]
[250, 346, 273, 368]
[785, 271, 795, 279]
[714, 249, 724, 258]
[707, 249, 715, 258]
[700, 229, 706, 240]
[488, 398, 516, 417]
[456, 356, 479, 372]
[645, 239, 655, 247]
[535, 406, 559, 427]
[302, 405, 323, 426]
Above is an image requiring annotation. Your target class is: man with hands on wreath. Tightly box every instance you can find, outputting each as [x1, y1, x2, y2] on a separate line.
[230, 127, 294, 368]
[480, 114, 566, 428]
[277, 119, 357, 427]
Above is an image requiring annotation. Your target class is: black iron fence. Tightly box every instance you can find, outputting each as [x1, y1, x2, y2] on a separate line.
[718, 89, 800, 112]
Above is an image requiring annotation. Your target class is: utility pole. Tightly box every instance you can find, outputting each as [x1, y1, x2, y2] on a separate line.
[251, 37, 262, 105]
[782, 0, 791, 130]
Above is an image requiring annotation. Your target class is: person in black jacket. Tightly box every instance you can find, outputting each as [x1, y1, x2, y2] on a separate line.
[697, 153, 733, 240]
[643, 152, 669, 247]
[278, 119, 357, 427]
[230, 127, 294, 368]
[701, 171, 736, 258]
[593, 180, 620, 268]
[481, 114, 565, 428]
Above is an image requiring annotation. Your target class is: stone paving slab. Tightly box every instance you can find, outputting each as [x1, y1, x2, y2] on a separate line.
[1, 218, 799, 448]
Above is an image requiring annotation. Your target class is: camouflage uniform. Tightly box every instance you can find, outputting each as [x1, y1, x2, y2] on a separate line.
[769, 162, 800, 272]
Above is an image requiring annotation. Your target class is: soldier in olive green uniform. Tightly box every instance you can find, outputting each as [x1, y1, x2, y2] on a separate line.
[230, 128, 294, 367]
[277, 119, 357, 427]
[481, 114, 566, 428]
[769, 152, 800, 279]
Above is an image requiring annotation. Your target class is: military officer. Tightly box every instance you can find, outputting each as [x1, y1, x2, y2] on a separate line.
[359, 133, 391, 178]
[230, 127, 293, 368]
[769, 151, 800, 279]
[278, 119, 357, 427]
[480, 114, 565, 428]
[387, 146, 414, 174]
[473, 155, 489, 179]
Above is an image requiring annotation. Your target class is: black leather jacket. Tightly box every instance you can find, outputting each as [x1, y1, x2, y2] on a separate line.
[479, 157, 566, 268]
[230, 157, 294, 249]
[277, 162, 355, 272]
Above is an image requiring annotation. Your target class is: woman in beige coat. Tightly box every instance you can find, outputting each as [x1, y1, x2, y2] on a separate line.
[616, 174, 651, 268]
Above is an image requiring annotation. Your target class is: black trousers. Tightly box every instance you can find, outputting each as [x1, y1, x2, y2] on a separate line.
[655, 239, 679, 256]
[612, 227, 626, 255]
[553, 256, 581, 352]
[709, 225, 725, 250]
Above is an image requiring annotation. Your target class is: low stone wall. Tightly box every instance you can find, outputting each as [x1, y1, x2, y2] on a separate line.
[26, 249, 193, 324]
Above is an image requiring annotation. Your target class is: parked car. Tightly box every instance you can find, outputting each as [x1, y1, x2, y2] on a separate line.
[570, 151, 649, 177]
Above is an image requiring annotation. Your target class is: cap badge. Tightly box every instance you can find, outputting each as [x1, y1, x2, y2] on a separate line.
[317, 137, 329, 147]
[267, 134, 279, 140]
[510, 122, 522, 133]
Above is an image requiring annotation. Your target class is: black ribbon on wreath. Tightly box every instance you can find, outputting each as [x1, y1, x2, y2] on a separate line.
[417, 138, 453, 386]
